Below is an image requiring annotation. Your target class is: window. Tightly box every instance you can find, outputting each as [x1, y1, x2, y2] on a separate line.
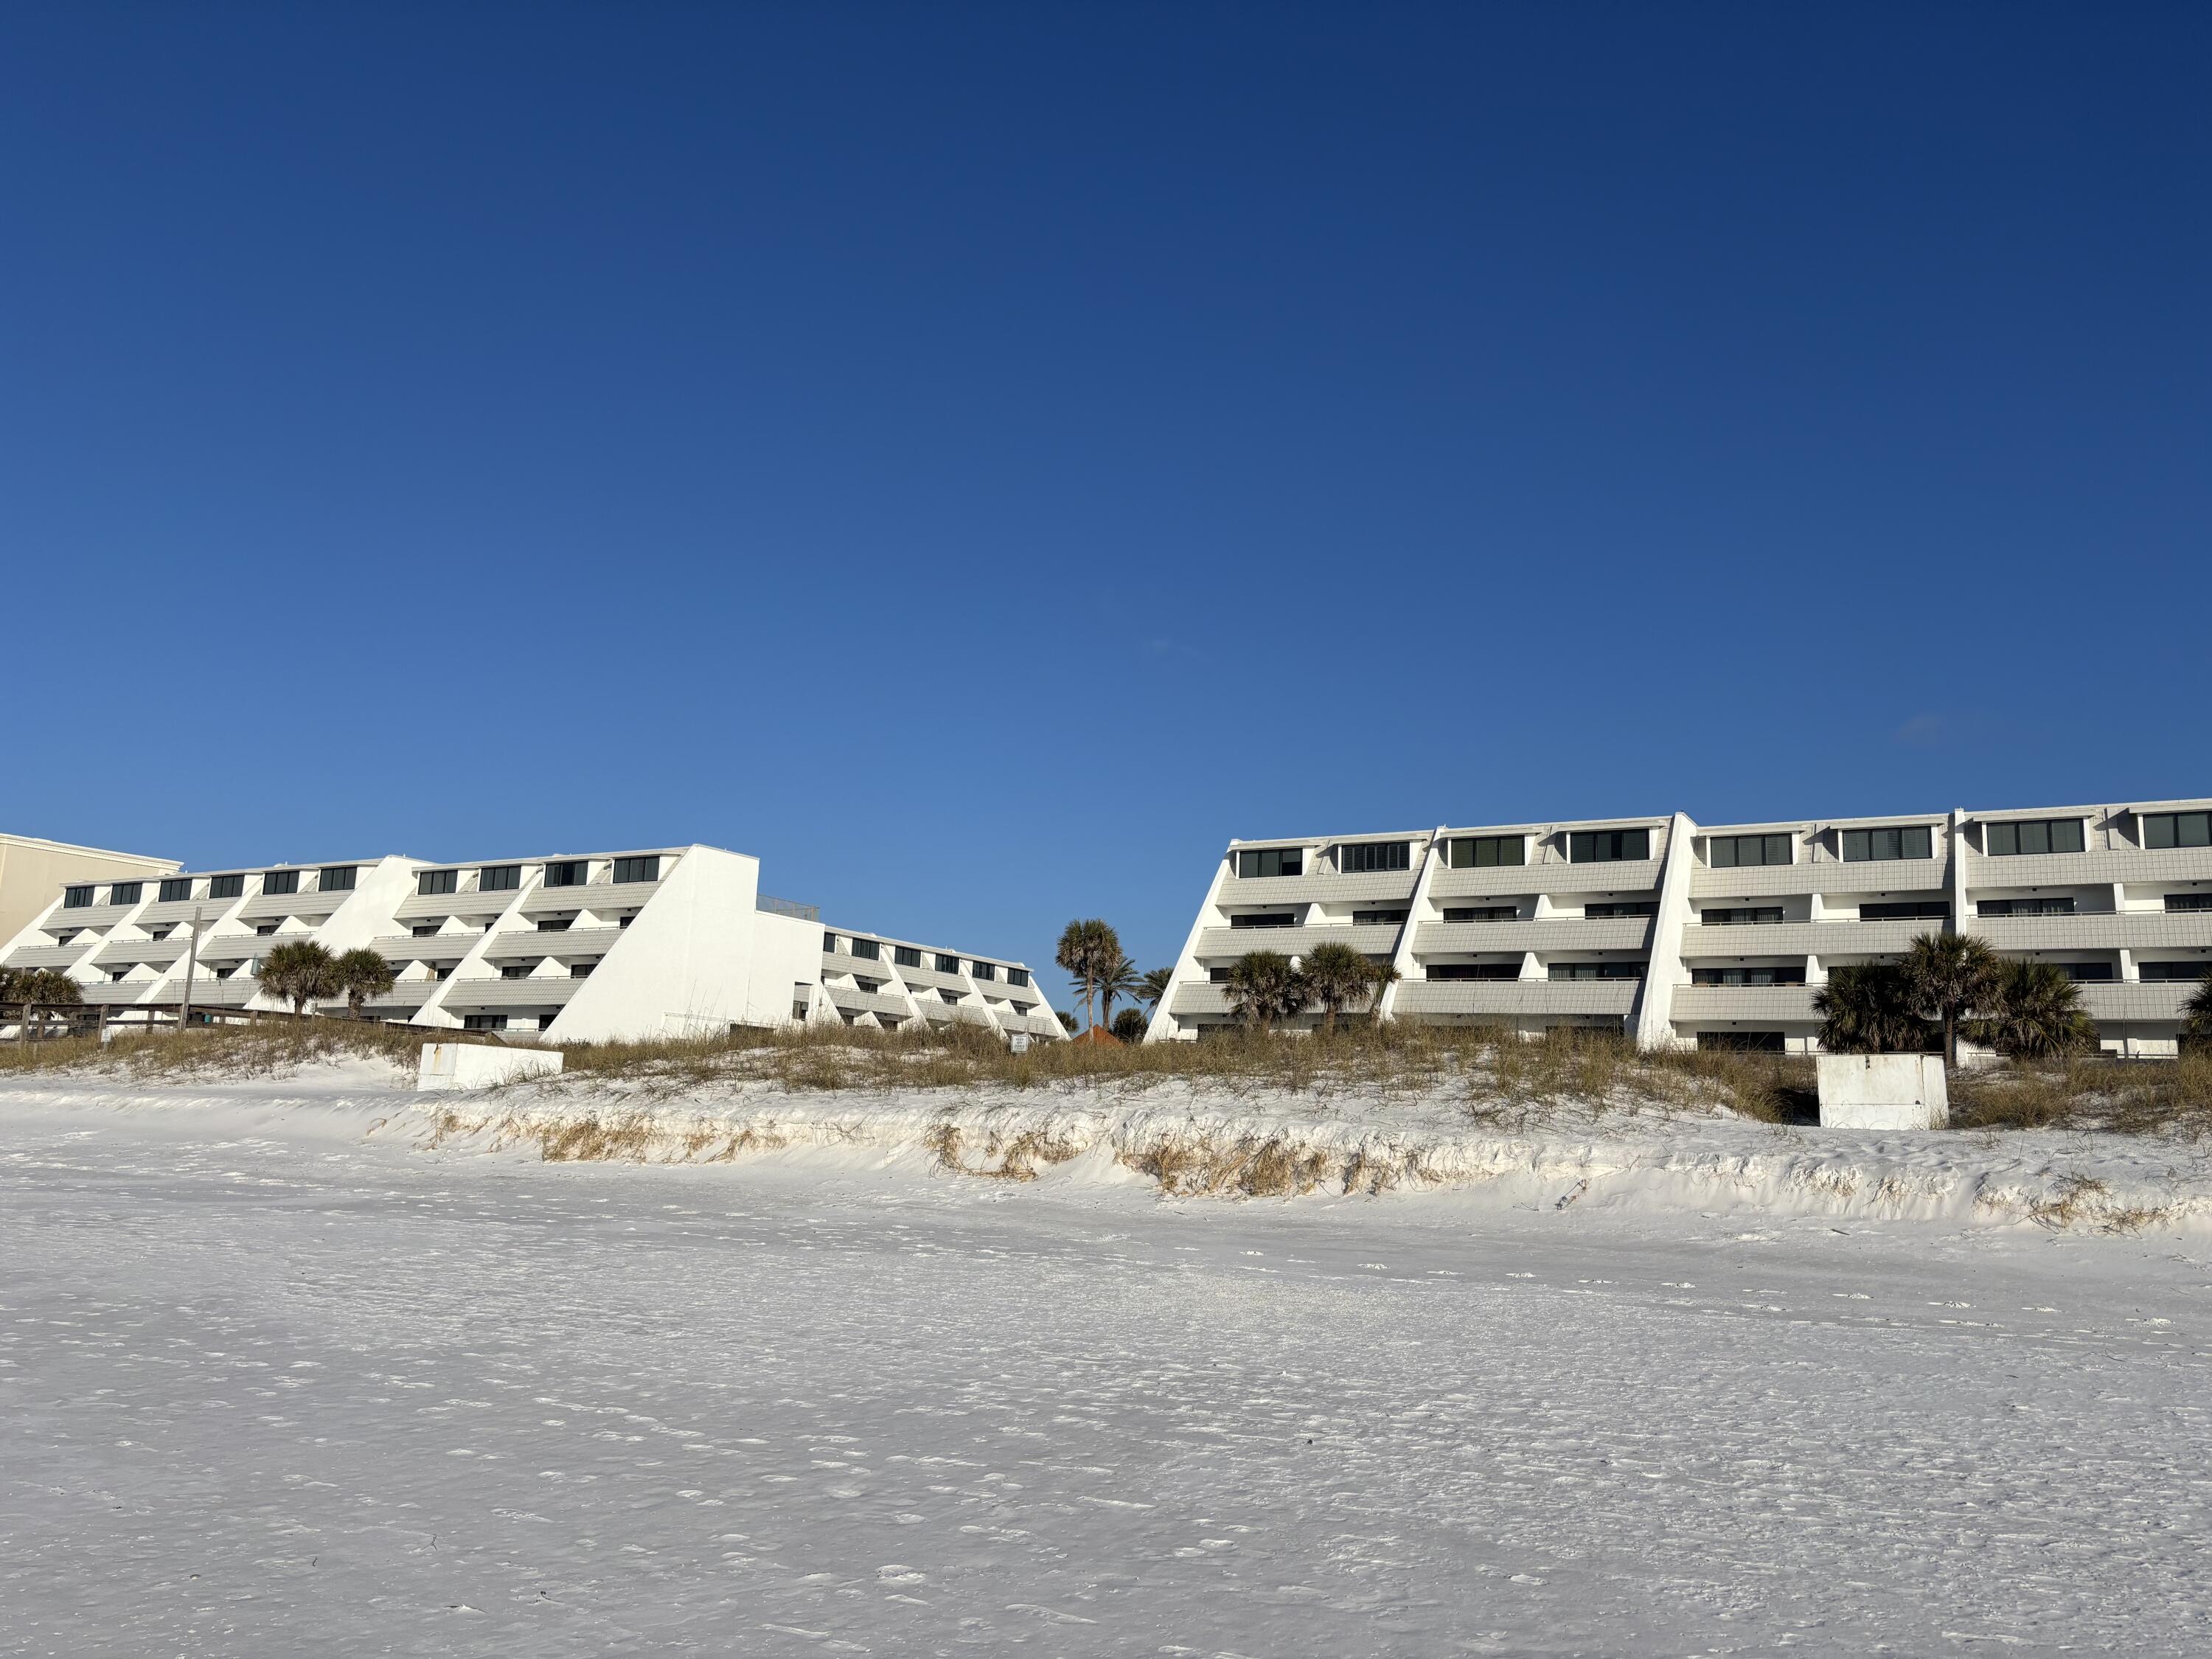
[1229, 911, 1297, 929]
[1699, 1031, 1785, 1052]
[463, 1014, 504, 1032]
[1236, 848, 1303, 879]
[1860, 900, 1950, 921]
[940, 988, 963, 1004]
[2165, 893, 2212, 914]
[1352, 909, 1409, 926]
[851, 939, 880, 961]
[502, 964, 535, 978]
[1427, 962, 1519, 981]
[262, 869, 299, 896]
[62, 885, 95, 909]
[2055, 961, 2115, 982]
[1984, 818, 2085, 857]
[1978, 897, 2076, 917]
[538, 1015, 558, 1031]
[254, 923, 278, 936]
[148, 925, 172, 942]
[571, 961, 596, 978]
[1708, 833, 1792, 868]
[613, 855, 659, 884]
[318, 866, 357, 893]
[2143, 811, 2212, 849]
[412, 923, 442, 937]
[544, 860, 588, 888]
[209, 874, 245, 899]
[894, 946, 922, 967]
[1443, 905, 1517, 923]
[418, 869, 458, 896]
[928, 952, 956, 974]
[618, 914, 633, 928]
[1208, 967, 1231, 983]
[1006, 967, 1029, 987]
[1340, 841, 1410, 874]
[1447, 835, 1523, 869]
[2141, 961, 2211, 982]
[1586, 901, 1658, 919]
[109, 882, 143, 905]
[970, 961, 996, 981]
[1548, 961, 1644, 980]
[1841, 825, 1933, 862]
[1568, 829, 1651, 863]
[824, 933, 841, 953]
[855, 977, 883, 993]
[1701, 907, 1785, 926]
[1691, 966, 1806, 987]
[538, 917, 571, 932]
[479, 865, 521, 892]
[159, 877, 192, 902]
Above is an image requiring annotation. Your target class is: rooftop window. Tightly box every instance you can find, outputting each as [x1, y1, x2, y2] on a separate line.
[1340, 841, 1410, 874]
[262, 869, 299, 896]
[319, 866, 357, 892]
[1568, 829, 1650, 864]
[934, 953, 959, 974]
[824, 933, 840, 953]
[613, 855, 659, 884]
[970, 961, 997, 981]
[480, 865, 522, 892]
[1708, 833, 1791, 868]
[851, 939, 880, 961]
[1236, 848, 1302, 879]
[544, 860, 589, 888]
[208, 874, 245, 900]
[418, 869, 458, 896]
[1984, 818, 2085, 857]
[63, 885, 94, 908]
[159, 877, 192, 902]
[110, 882, 142, 905]
[894, 945, 922, 967]
[1840, 825, 1933, 863]
[1006, 967, 1029, 987]
[2143, 812, 2212, 850]
[1447, 835, 1523, 869]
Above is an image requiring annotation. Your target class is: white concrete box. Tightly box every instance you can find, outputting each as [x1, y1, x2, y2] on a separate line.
[1816, 1053, 1947, 1130]
[418, 1043, 565, 1092]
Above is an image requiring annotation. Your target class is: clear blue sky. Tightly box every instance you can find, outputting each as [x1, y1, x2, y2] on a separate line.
[4, 4, 2206, 978]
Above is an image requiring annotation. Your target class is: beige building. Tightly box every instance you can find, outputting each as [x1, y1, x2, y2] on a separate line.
[0, 832, 178, 956]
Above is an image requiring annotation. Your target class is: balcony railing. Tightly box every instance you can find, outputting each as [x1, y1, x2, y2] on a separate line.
[757, 894, 821, 922]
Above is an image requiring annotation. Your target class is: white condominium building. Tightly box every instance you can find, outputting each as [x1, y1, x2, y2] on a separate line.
[1, 843, 1062, 1045]
[1148, 799, 2212, 1057]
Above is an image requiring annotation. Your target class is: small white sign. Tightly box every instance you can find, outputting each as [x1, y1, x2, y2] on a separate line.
[1008, 1032, 1031, 1054]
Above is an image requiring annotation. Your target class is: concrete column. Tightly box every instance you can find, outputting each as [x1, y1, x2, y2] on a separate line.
[1632, 811, 1700, 1051]
[1144, 847, 1234, 1043]
[1377, 827, 1444, 1022]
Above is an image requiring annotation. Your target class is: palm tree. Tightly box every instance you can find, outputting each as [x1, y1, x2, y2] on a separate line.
[1138, 966, 1175, 1017]
[1301, 942, 1377, 1036]
[1812, 963, 1932, 1054]
[259, 939, 341, 1015]
[1, 968, 82, 1006]
[1109, 1008, 1150, 1043]
[1055, 919, 1119, 1032]
[2183, 970, 2212, 1046]
[1902, 932, 2004, 1070]
[1972, 959, 2096, 1059]
[1367, 958, 1402, 1015]
[333, 947, 396, 1020]
[1223, 950, 1307, 1032]
[1096, 949, 1144, 1032]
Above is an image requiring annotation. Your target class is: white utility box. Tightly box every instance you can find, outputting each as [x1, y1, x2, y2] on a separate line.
[417, 1043, 564, 1092]
[1816, 1053, 1947, 1129]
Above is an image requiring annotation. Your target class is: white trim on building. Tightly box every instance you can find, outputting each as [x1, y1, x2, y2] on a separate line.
[1, 844, 1062, 1044]
[1147, 799, 2212, 1057]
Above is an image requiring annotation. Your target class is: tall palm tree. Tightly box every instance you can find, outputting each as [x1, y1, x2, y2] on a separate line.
[1812, 963, 1931, 1055]
[1301, 942, 1375, 1036]
[1223, 950, 1307, 1032]
[1096, 948, 1144, 1032]
[1902, 931, 2004, 1070]
[1054, 919, 1118, 1032]
[259, 940, 341, 1016]
[333, 948, 396, 1021]
[1971, 959, 2096, 1059]
[1138, 966, 1175, 1017]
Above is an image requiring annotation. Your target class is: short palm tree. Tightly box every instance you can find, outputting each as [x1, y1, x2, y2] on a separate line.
[1812, 963, 1931, 1054]
[2183, 970, 2212, 1045]
[259, 939, 341, 1015]
[1301, 942, 1377, 1036]
[1138, 966, 1175, 1017]
[1, 967, 83, 1006]
[1055, 919, 1120, 1032]
[1223, 950, 1307, 1032]
[1902, 932, 2004, 1070]
[1972, 959, 2096, 1059]
[333, 947, 396, 1020]
[1096, 948, 1144, 1032]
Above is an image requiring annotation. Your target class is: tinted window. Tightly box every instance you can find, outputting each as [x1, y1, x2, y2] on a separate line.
[851, 939, 880, 960]
[1708, 833, 1792, 867]
[1568, 829, 1651, 863]
[613, 855, 660, 883]
[318, 866, 357, 892]
[970, 961, 996, 981]
[1701, 907, 1784, 925]
[1691, 966, 1806, 986]
[1006, 967, 1029, 987]
[894, 945, 922, 967]
[935, 953, 959, 973]
[1427, 962, 1518, 980]
[2143, 812, 2212, 849]
[1840, 825, 1934, 862]
[1229, 912, 1297, 928]
[824, 933, 840, 953]
[1586, 901, 1657, 919]
[1352, 908, 1409, 926]
[479, 865, 521, 892]
[544, 860, 588, 888]
[2141, 960, 2212, 981]
[418, 869, 458, 896]
[110, 882, 142, 905]
[1236, 848, 1303, 879]
[2056, 961, 2115, 981]
[1978, 897, 2076, 917]
[1340, 841, 1410, 873]
[262, 869, 299, 896]
[1548, 961, 1644, 979]
[1860, 900, 1950, 920]
[63, 885, 94, 908]
[1985, 819, 2085, 856]
[1447, 835, 1523, 869]
[209, 874, 245, 899]
[1444, 905, 1517, 922]
[2164, 894, 2212, 914]
[159, 877, 192, 902]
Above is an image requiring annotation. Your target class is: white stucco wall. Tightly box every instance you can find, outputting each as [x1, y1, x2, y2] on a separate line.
[546, 846, 762, 1043]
